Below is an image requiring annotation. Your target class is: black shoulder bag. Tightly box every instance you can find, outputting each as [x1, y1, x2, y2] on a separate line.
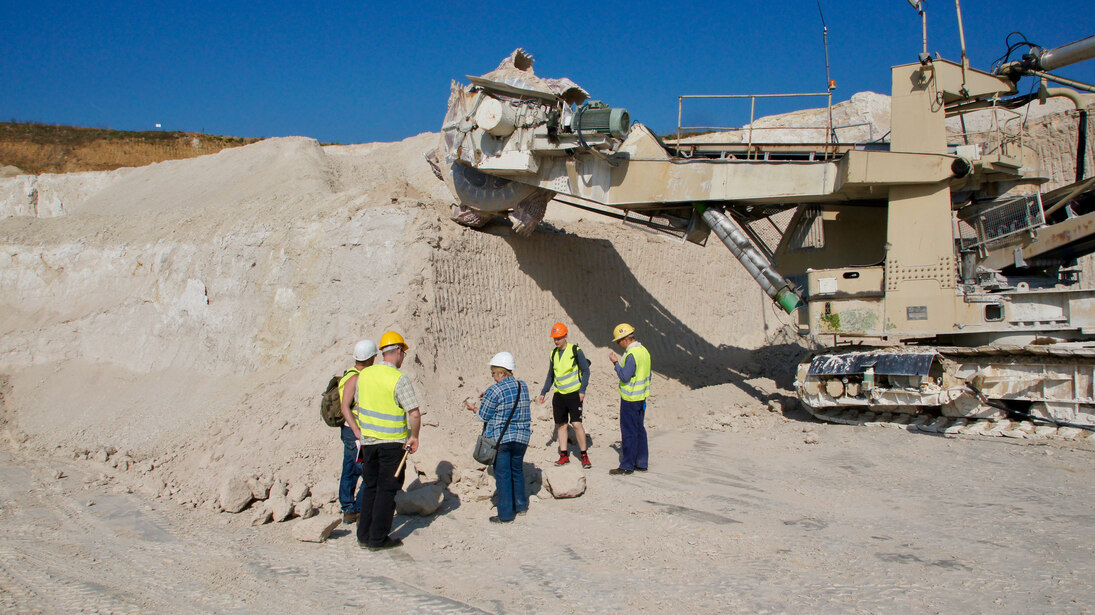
[472, 388, 521, 465]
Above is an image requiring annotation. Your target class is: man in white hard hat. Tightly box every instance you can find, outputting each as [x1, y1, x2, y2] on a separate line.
[465, 351, 531, 522]
[345, 330, 422, 551]
[337, 340, 378, 523]
[607, 323, 651, 475]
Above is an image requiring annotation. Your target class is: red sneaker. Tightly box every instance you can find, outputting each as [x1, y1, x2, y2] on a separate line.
[554, 451, 570, 466]
[580, 452, 591, 469]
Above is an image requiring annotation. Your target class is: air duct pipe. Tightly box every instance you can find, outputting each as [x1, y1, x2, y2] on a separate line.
[1039, 82, 1089, 181]
[1031, 35, 1095, 72]
[697, 204, 804, 314]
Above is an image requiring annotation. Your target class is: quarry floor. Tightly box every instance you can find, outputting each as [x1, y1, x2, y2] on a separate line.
[2, 413, 1093, 614]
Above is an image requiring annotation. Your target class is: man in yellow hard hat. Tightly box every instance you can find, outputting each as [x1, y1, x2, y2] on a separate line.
[344, 330, 422, 550]
[537, 322, 592, 468]
[607, 323, 651, 475]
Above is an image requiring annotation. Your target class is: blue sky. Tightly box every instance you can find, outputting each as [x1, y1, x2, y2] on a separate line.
[3, 1, 1093, 144]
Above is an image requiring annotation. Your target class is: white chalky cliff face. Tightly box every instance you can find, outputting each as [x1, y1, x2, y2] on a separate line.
[0, 129, 774, 510]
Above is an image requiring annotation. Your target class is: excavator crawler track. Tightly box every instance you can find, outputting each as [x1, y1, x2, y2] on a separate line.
[797, 344, 1095, 440]
[802, 403, 1095, 441]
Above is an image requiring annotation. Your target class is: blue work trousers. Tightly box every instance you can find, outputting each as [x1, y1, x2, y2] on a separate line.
[618, 399, 648, 471]
[493, 441, 528, 522]
[339, 426, 362, 512]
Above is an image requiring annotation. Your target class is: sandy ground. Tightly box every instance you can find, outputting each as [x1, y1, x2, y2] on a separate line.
[2, 412, 1093, 614]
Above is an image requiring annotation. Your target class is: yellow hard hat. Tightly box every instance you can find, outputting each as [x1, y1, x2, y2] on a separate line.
[378, 331, 408, 351]
[612, 323, 635, 342]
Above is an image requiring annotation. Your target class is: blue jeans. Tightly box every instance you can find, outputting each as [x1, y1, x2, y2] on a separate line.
[494, 441, 528, 521]
[619, 399, 648, 471]
[339, 426, 362, 512]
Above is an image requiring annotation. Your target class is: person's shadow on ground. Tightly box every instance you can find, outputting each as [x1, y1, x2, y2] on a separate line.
[331, 460, 460, 542]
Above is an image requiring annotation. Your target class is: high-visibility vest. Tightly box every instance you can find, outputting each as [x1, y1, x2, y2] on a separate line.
[338, 368, 360, 406]
[619, 344, 651, 402]
[551, 344, 581, 395]
[353, 364, 409, 440]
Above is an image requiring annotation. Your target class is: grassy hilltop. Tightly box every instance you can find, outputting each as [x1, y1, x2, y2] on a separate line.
[0, 122, 260, 175]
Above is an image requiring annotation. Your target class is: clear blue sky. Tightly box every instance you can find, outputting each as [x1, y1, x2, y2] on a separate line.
[3, 1, 1093, 144]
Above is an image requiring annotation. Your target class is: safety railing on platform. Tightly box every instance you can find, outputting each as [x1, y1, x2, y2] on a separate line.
[675, 92, 834, 158]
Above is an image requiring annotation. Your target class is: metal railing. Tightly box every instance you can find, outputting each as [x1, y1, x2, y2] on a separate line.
[676, 92, 834, 156]
[961, 193, 1045, 251]
[832, 121, 874, 143]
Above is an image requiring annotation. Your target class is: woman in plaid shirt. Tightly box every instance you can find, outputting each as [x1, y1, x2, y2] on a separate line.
[466, 351, 531, 523]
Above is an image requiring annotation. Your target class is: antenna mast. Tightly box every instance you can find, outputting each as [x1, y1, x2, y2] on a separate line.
[817, 0, 835, 144]
[908, 0, 928, 57]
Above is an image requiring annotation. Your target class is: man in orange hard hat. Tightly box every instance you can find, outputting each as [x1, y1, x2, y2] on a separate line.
[345, 330, 422, 550]
[608, 323, 650, 475]
[537, 322, 592, 468]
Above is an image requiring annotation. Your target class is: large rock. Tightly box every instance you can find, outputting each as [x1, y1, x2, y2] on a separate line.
[251, 503, 272, 526]
[219, 476, 254, 513]
[270, 480, 288, 499]
[543, 465, 586, 498]
[395, 483, 445, 516]
[247, 476, 269, 500]
[310, 480, 338, 505]
[461, 468, 488, 489]
[293, 497, 316, 519]
[291, 515, 342, 543]
[268, 493, 293, 522]
[288, 482, 310, 504]
[0, 175, 37, 218]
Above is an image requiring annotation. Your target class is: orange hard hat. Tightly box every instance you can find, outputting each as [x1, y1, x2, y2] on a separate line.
[550, 322, 568, 338]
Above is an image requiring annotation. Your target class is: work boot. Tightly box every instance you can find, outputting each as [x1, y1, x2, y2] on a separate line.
[554, 451, 570, 466]
[580, 452, 591, 469]
[343, 511, 359, 524]
[364, 536, 403, 551]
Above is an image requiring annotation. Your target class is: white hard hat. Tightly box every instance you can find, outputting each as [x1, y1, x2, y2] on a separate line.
[353, 339, 378, 362]
[489, 351, 516, 372]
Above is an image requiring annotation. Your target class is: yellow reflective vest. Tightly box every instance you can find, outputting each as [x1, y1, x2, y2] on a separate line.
[337, 368, 360, 406]
[619, 344, 651, 402]
[353, 364, 409, 440]
[551, 344, 582, 395]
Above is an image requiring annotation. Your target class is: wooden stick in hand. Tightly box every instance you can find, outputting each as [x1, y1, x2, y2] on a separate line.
[395, 447, 410, 476]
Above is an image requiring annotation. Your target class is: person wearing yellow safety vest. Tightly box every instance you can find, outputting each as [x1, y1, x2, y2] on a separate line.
[607, 323, 651, 475]
[536, 322, 592, 468]
[335, 339, 377, 525]
[341, 331, 421, 551]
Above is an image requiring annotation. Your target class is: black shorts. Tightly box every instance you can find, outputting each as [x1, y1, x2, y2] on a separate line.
[552, 391, 583, 424]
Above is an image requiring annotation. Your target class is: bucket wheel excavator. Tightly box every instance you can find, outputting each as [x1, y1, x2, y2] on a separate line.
[430, 25, 1095, 440]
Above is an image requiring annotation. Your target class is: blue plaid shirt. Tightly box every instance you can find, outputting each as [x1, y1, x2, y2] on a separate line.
[477, 377, 531, 445]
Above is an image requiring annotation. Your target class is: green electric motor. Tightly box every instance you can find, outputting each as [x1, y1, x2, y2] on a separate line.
[575, 101, 631, 139]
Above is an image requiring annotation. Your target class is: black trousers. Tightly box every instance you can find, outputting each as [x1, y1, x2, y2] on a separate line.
[356, 442, 407, 546]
